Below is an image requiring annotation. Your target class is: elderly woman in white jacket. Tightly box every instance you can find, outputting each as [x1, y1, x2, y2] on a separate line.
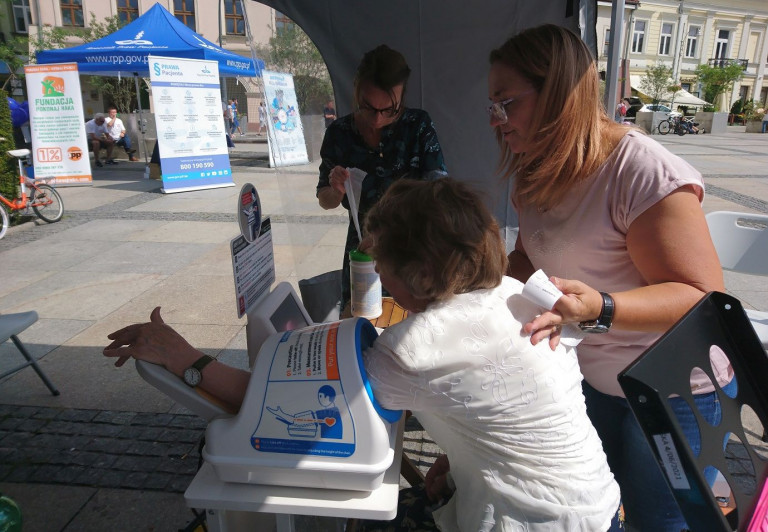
[105, 178, 620, 531]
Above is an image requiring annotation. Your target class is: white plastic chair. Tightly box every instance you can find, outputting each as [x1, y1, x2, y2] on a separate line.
[706, 211, 768, 350]
[0, 311, 59, 395]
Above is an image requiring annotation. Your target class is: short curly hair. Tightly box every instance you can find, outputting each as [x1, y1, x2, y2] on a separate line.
[365, 178, 507, 302]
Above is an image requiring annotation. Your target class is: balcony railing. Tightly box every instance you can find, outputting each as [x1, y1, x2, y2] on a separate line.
[707, 58, 749, 70]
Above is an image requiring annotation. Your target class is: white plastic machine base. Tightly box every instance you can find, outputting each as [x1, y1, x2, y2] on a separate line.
[185, 417, 404, 532]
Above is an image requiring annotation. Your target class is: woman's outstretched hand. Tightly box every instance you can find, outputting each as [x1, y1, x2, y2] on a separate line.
[523, 277, 604, 349]
[103, 307, 201, 376]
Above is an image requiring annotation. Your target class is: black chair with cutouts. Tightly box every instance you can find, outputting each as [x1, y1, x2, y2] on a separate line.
[619, 292, 768, 531]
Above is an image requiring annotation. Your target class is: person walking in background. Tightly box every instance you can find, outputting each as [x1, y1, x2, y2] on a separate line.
[488, 24, 729, 531]
[615, 97, 627, 122]
[224, 100, 234, 133]
[231, 98, 243, 136]
[257, 101, 267, 135]
[323, 99, 337, 128]
[105, 106, 139, 162]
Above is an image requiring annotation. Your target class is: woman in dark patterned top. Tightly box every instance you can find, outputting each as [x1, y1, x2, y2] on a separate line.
[317, 45, 447, 311]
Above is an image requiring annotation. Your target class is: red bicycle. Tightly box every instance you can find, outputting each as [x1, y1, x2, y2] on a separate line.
[0, 147, 64, 240]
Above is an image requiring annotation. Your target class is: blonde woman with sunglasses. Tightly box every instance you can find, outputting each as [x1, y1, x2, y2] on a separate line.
[488, 24, 729, 531]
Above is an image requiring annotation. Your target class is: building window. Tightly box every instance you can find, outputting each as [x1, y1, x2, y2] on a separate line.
[117, 0, 139, 24]
[659, 22, 673, 56]
[174, 0, 195, 31]
[631, 20, 646, 53]
[715, 29, 730, 60]
[225, 0, 244, 36]
[61, 0, 83, 27]
[275, 10, 295, 35]
[12, 0, 31, 33]
[685, 26, 700, 58]
[602, 28, 611, 57]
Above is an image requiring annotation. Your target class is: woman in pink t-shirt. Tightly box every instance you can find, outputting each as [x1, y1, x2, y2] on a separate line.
[488, 24, 729, 531]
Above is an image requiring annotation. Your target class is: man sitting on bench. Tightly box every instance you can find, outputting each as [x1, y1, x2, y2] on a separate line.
[106, 106, 138, 162]
[85, 113, 115, 168]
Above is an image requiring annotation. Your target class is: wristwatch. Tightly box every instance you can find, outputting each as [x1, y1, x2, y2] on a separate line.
[183, 355, 215, 387]
[578, 292, 614, 333]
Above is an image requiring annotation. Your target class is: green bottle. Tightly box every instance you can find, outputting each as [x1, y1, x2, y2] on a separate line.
[0, 493, 22, 532]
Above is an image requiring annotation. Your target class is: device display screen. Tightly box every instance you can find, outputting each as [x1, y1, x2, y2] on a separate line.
[269, 295, 311, 332]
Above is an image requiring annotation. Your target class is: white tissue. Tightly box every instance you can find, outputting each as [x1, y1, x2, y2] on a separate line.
[345, 168, 367, 241]
[521, 269, 584, 347]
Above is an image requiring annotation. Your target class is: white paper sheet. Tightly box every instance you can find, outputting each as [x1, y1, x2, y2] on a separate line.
[345, 168, 367, 241]
[521, 269, 584, 347]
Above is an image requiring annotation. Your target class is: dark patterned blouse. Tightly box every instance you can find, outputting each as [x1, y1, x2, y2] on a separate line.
[317, 108, 447, 306]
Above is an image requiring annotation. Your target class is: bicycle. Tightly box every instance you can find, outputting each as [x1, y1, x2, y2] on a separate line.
[657, 115, 687, 136]
[0, 147, 64, 240]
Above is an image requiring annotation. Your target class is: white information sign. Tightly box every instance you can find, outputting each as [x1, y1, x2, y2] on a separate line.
[262, 70, 309, 167]
[148, 55, 234, 193]
[231, 217, 276, 318]
[24, 63, 91, 186]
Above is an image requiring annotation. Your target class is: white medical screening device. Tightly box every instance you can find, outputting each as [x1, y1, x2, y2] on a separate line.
[136, 281, 401, 492]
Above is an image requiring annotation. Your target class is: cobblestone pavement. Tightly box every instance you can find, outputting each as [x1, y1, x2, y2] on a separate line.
[0, 404, 437, 493]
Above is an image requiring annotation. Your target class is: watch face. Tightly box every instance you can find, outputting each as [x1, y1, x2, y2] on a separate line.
[184, 367, 201, 387]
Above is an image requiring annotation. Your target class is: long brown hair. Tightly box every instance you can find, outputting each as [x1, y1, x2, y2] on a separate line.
[490, 24, 626, 211]
[365, 178, 507, 302]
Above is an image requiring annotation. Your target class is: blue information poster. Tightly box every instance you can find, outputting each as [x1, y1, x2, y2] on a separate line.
[149, 55, 234, 193]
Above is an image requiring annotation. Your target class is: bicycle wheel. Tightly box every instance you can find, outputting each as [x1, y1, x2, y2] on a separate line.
[0, 204, 8, 240]
[676, 123, 688, 136]
[31, 184, 64, 223]
[658, 120, 671, 135]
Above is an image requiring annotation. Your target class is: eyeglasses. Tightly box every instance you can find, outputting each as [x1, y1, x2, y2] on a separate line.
[487, 90, 534, 124]
[358, 99, 401, 119]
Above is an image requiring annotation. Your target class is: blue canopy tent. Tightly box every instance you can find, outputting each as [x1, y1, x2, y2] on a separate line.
[36, 3, 263, 77]
[36, 2, 264, 163]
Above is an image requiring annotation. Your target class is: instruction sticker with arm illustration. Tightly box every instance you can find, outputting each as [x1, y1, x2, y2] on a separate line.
[251, 322, 355, 456]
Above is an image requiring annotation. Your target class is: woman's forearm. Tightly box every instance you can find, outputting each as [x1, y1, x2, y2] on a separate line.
[610, 281, 713, 332]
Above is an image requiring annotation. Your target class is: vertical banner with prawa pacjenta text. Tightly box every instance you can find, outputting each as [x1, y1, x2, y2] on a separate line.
[149, 55, 234, 194]
[25, 63, 91, 186]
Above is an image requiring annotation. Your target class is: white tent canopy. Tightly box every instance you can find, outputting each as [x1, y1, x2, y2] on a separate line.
[665, 89, 710, 107]
[255, 0, 593, 246]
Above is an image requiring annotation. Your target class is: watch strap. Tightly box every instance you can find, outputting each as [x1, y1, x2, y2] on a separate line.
[192, 354, 215, 373]
[578, 292, 614, 333]
[599, 292, 614, 329]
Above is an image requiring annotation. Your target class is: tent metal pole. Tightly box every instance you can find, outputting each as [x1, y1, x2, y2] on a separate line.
[134, 72, 149, 165]
[604, 0, 625, 119]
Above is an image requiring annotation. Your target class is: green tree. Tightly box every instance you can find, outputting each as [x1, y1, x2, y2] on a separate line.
[267, 25, 332, 113]
[0, 35, 28, 92]
[639, 62, 673, 106]
[0, 90, 19, 200]
[29, 13, 138, 112]
[694, 62, 745, 111]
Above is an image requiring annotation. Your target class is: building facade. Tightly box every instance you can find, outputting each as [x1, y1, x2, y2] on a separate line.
[0, 0, 283, 126]
[597, 0, 768, 111]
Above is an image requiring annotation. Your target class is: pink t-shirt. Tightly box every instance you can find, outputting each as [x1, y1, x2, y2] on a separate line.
[517, 130, 730, 397]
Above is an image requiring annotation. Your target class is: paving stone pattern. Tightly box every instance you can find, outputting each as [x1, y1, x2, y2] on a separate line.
[0, 404, 438, 494]
[0, 405, 207, 493]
